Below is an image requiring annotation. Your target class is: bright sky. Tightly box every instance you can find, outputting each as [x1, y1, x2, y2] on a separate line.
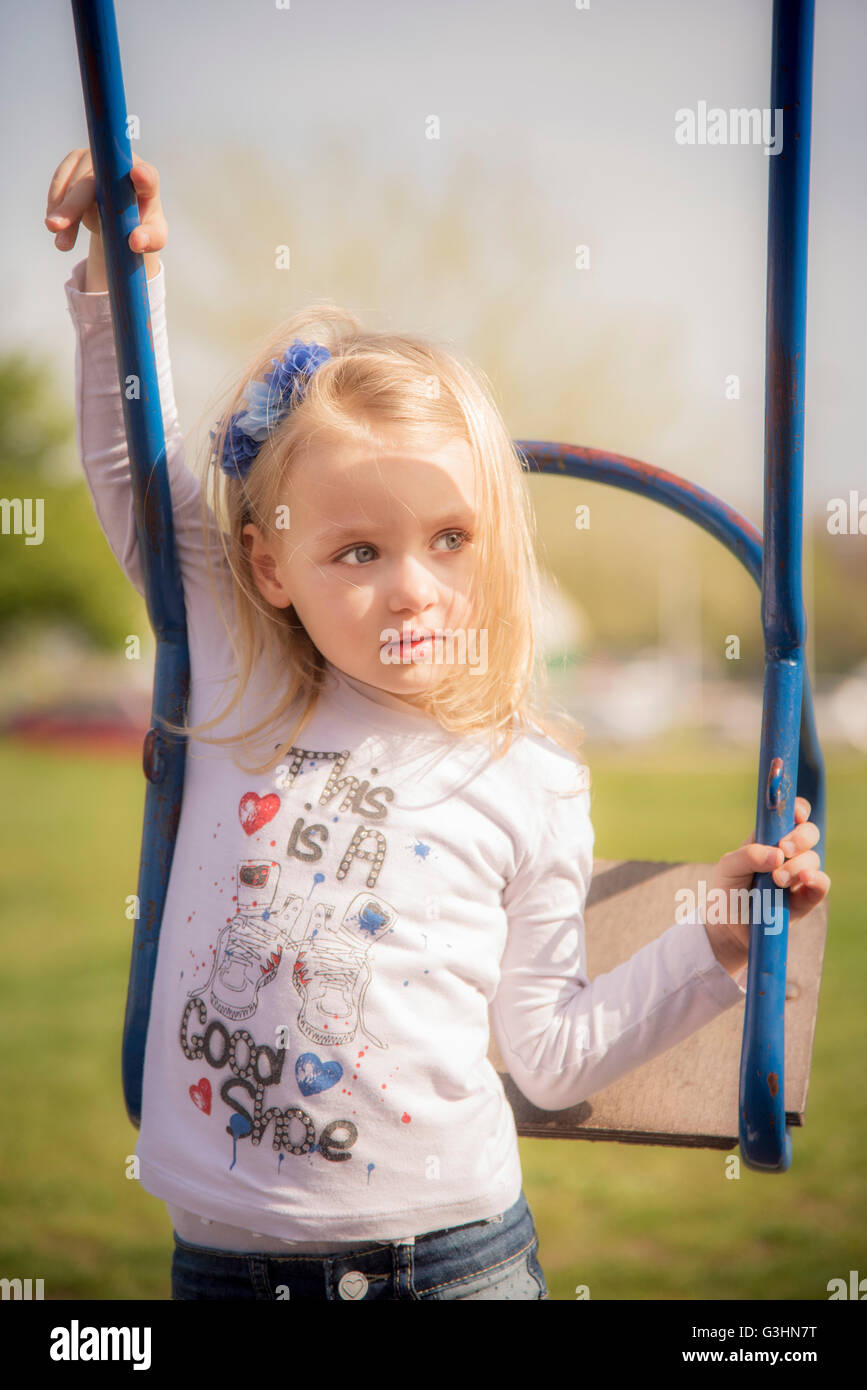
[5, 0, 866, 519]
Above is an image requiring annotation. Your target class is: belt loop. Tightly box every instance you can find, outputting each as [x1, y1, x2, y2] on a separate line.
[392, 1238, 415, 1298]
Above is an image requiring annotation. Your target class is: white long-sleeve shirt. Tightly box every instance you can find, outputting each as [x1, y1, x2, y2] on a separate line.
[64, 258, 747, 1249]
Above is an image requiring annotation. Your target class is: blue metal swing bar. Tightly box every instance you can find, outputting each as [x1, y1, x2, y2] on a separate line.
[72, 0, 819, 1170]
[71, 0, 190, 1130]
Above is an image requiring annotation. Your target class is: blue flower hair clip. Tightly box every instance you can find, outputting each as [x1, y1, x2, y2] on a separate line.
[212, 338, 332, 478]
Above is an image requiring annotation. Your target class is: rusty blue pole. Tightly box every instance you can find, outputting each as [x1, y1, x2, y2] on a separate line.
[71, 0, 190, 1129]
[739, 0, 815, 1172]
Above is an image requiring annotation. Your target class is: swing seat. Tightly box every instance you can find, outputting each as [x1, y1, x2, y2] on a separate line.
[487, 857, 829, 1148]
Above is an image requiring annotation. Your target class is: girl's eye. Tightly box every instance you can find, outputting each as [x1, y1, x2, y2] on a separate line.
[338, 544, 377, 566]
[436, 528, 469, 550]
[336, 529, 471, 566]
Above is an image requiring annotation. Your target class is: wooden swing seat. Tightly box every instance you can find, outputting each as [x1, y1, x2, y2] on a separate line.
[488, 857, 829, 1148]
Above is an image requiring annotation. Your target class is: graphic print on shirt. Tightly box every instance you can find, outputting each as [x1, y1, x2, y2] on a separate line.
[180, 743, 416, 1169]
[292, 888, 395, 1049]
[193, 858, 395, 1050]
[196, 860, 301, 1022]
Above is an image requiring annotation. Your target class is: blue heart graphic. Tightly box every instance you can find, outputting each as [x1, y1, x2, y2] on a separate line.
[295, 1052, 343, 1097]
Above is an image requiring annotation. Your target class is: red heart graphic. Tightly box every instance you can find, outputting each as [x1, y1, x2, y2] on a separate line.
[239, 792, 281, 836]
[190, 1078, 212, 1114]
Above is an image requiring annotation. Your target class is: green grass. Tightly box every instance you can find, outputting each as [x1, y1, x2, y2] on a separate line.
[0, 736, 862, 1301]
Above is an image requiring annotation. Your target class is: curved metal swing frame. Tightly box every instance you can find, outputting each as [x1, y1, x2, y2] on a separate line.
[71, 0, 820, 1173]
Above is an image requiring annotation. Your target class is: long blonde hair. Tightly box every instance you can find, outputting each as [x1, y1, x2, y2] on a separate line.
[163, 302, 589, 791]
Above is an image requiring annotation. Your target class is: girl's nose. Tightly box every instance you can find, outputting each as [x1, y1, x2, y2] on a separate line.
[388, 556, 439, 610]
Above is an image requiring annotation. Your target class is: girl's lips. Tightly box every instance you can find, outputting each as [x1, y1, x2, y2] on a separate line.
[382, 634, 435, 657]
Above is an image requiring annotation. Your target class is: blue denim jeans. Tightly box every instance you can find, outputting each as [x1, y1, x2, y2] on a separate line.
[171, 1188, 548, 1300]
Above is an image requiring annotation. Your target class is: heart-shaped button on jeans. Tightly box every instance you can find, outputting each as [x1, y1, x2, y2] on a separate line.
[337, 1271, 369, 1300]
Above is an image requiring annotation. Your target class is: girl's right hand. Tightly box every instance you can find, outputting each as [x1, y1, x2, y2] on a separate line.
[45, 148, 167, 280]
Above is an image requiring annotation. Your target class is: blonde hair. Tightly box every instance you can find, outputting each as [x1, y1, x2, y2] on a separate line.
[163, 302, 589, 792]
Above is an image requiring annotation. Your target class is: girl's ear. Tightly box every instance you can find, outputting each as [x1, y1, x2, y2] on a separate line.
[242, 522, 293, 609]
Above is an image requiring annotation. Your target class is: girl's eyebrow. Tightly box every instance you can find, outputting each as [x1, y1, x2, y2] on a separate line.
[314, 511, 475, 542]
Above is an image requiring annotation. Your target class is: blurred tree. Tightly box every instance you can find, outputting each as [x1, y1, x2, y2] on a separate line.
[810, 527, 867, 676]
[0, 351, 70, 472]
[0, 352, 146, 650]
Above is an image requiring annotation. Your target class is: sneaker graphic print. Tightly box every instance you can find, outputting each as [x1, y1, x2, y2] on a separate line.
[293, 892, 395, 1049]
[193, 858, 397, 1051]
[198, 860, 305, 1022]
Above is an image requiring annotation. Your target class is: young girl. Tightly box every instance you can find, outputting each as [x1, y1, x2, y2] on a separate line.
[47, 150, 829, 1302]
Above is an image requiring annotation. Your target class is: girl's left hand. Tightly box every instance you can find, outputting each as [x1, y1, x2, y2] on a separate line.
[708, 797, 830, 953]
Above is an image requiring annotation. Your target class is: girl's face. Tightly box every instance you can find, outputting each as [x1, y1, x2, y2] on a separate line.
[242, 428, 479, 701]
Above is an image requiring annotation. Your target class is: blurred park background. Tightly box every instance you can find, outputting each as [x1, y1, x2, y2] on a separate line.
[1, 0, 865, 1299]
